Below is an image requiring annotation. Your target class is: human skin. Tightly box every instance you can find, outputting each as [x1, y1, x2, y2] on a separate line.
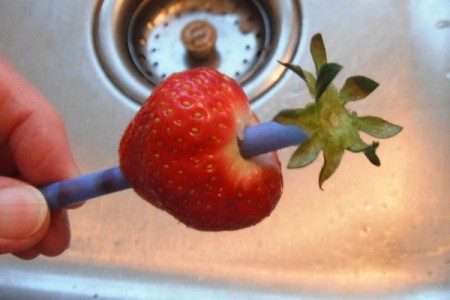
[0, 55, 80, 259]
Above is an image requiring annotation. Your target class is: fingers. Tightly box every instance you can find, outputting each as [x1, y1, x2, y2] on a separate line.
[13, 209, 71, 259]
[34, 209, 71, 256]
[0, 55, 80, 185]
[0, 178, 50, 255]
[0, 56, 80, 258]
[0, 178, 72, 258]
[0, 143, 17, 177]
[13, 248, 40, 260]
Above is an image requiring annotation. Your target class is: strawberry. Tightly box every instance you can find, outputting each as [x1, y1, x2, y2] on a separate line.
[119, 68, 282, 231]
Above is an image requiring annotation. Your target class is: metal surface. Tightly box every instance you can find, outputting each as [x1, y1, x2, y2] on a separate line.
[94, 0, 301, 104]
[129, 0, 266, 83]
[0, 0, 449, 299]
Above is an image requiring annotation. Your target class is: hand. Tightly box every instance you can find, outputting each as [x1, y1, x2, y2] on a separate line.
[0, 56, 80, 259]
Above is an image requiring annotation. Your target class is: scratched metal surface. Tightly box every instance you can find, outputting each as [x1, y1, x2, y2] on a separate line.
[0, 0, 449, 299]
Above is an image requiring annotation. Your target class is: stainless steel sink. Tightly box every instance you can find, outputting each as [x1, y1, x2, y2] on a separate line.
[1, 0, 449, 299]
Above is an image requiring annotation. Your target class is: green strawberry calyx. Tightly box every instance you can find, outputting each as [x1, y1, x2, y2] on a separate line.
[274, 33, 403, 189]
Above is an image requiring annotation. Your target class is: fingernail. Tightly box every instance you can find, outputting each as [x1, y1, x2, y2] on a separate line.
[0, 185, 48, 239]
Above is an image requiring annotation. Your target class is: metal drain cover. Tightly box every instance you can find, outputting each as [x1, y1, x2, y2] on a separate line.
[129, 0, 269, 85]
[93, 0, 302, 105]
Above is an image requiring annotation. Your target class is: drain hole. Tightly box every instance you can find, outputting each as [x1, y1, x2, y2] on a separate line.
[128, 0, 271, 86]
[93, 0, 302, 104]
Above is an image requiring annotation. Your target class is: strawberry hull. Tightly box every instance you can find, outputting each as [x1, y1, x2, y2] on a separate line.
[119, 68, 283, 231]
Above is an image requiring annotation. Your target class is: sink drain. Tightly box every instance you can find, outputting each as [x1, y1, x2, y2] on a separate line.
[129, 0, 269, 84]
[93, 0, 302, 105]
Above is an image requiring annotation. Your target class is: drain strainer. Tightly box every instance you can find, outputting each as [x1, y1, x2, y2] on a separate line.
[93, 0, 302, 105]
[129, 0, 269, 84]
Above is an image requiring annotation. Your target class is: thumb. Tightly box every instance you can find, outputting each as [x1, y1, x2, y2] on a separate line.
[0, 183, 49, 242]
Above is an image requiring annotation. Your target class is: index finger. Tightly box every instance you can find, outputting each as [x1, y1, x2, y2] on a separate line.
[0, 55, 79, 185]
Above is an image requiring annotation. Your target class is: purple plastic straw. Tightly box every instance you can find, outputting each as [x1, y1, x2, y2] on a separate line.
[239, 122, 308, 158]
[40, 122, 308, 210]
[42, 167, 131, 210]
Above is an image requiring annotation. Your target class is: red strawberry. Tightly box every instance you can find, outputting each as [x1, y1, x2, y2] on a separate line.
[119, 68, 282, 231]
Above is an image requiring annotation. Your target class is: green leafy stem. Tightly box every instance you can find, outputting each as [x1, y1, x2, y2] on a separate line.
[274, 33, 403, 189]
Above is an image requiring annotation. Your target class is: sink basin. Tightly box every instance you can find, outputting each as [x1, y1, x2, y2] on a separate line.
[1, 0, 449, 298]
